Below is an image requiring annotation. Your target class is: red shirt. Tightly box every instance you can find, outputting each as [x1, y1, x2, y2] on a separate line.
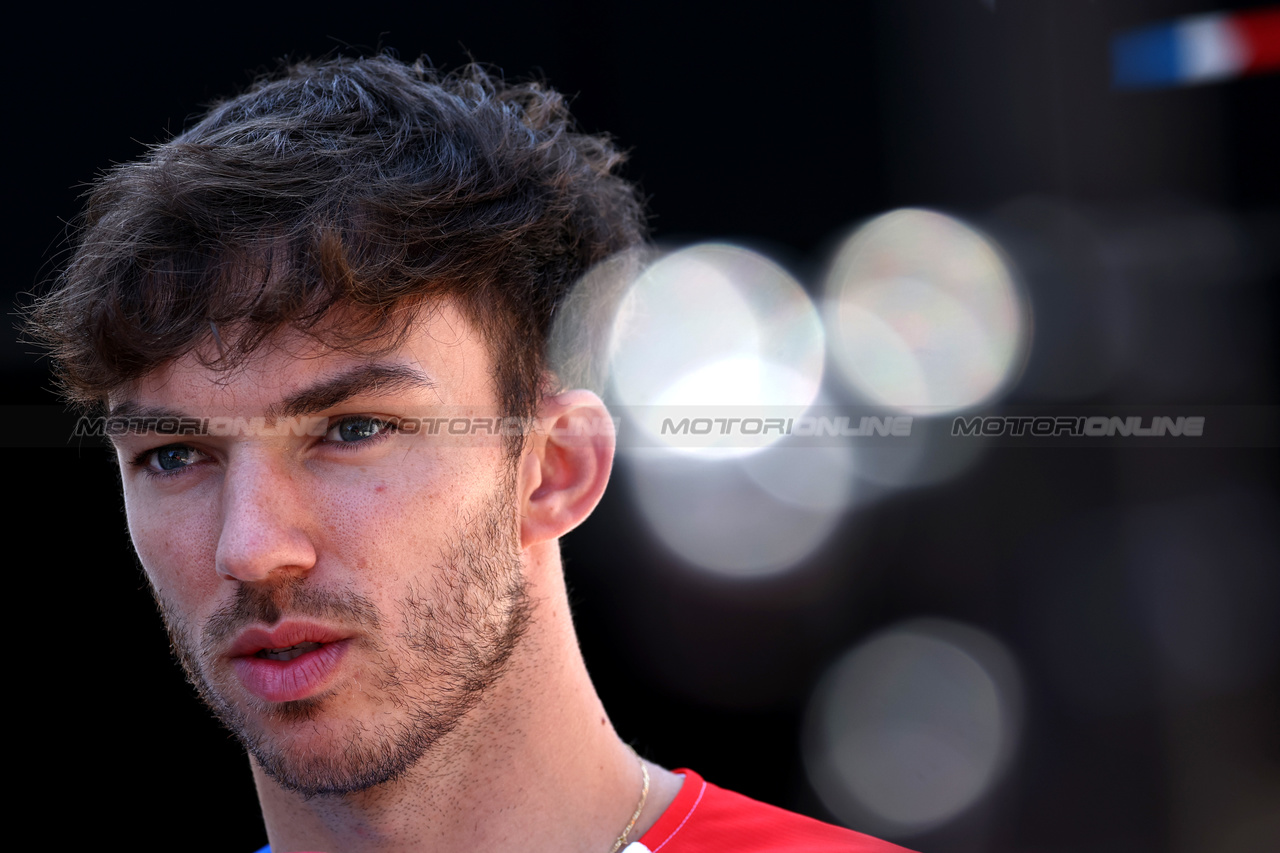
[634, 770, 914, 853]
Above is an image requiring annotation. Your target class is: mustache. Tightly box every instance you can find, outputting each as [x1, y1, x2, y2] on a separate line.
[203, 578, 383, 649]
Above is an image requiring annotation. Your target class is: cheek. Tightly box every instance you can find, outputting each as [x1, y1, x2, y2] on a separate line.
[318, 452, 486, 576]
[321, 478, 453, 556]
[122, 482, 221, 606]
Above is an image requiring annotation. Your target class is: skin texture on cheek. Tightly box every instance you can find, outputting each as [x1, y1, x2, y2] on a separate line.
[123, 470, 223, 628]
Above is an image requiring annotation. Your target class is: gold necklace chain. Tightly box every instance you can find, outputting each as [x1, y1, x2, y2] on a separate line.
[608, 755, 650, 853]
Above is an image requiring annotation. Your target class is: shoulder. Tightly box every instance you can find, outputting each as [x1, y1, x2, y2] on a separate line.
[635, 769, 914, 853]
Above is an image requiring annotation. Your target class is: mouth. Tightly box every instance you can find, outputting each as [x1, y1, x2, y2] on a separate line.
[226, 622, 350, 659]
[256, 641, 325, 662]
[225, 624, 353, 703]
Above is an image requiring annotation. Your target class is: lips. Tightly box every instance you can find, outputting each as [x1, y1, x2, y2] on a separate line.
[227, 623, 352, 703]
[257, 641, 324, 661]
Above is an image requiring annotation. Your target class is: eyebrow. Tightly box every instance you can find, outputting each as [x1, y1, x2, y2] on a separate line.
[271, 364, 436, 419]
[107, 363, 437, 425]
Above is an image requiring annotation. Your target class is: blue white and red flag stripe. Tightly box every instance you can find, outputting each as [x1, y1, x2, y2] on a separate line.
[1113, 6, 1280, 88]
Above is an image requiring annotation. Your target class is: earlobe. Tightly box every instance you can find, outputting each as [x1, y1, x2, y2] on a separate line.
[519, 390, 616, 547]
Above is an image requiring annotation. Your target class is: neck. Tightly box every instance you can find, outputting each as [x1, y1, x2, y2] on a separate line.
[253, 541, 666, 853]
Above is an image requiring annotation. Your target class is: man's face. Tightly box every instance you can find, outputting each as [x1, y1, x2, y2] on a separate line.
[111, 303, 532, 796]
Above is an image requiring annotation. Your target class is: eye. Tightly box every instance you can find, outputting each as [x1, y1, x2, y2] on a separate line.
[140, 444, 208, 474]
[325, 416, 397, 445]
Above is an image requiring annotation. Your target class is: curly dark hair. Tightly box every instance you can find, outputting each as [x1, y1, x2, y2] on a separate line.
[26, 54, 646, 433]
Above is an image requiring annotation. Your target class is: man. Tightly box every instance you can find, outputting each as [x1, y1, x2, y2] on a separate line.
[29, 55, 907, 852]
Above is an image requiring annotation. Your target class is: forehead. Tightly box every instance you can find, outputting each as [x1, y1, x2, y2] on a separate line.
[113, 302, 496, 416]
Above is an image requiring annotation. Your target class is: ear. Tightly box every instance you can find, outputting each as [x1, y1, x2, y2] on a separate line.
[519, 389, 616, 548]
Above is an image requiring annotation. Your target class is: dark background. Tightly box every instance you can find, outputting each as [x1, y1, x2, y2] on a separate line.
[7, 2, 1278, 851]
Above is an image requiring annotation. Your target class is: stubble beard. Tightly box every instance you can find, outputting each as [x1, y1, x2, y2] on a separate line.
[152, 476, 532, 798]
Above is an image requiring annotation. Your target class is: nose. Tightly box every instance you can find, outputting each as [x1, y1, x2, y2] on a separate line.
[215, 453, 318, 583]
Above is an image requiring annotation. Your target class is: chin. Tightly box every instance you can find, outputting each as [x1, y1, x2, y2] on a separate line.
[247, 716, 428, 798]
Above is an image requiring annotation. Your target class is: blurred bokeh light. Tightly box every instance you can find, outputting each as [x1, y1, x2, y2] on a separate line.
[624, 442, 851, 578]
[847, 415, 989, 492]
[824, 209, 1029, 415]
[803, 619, 1023, 838]
[608, 243, 825, 454]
